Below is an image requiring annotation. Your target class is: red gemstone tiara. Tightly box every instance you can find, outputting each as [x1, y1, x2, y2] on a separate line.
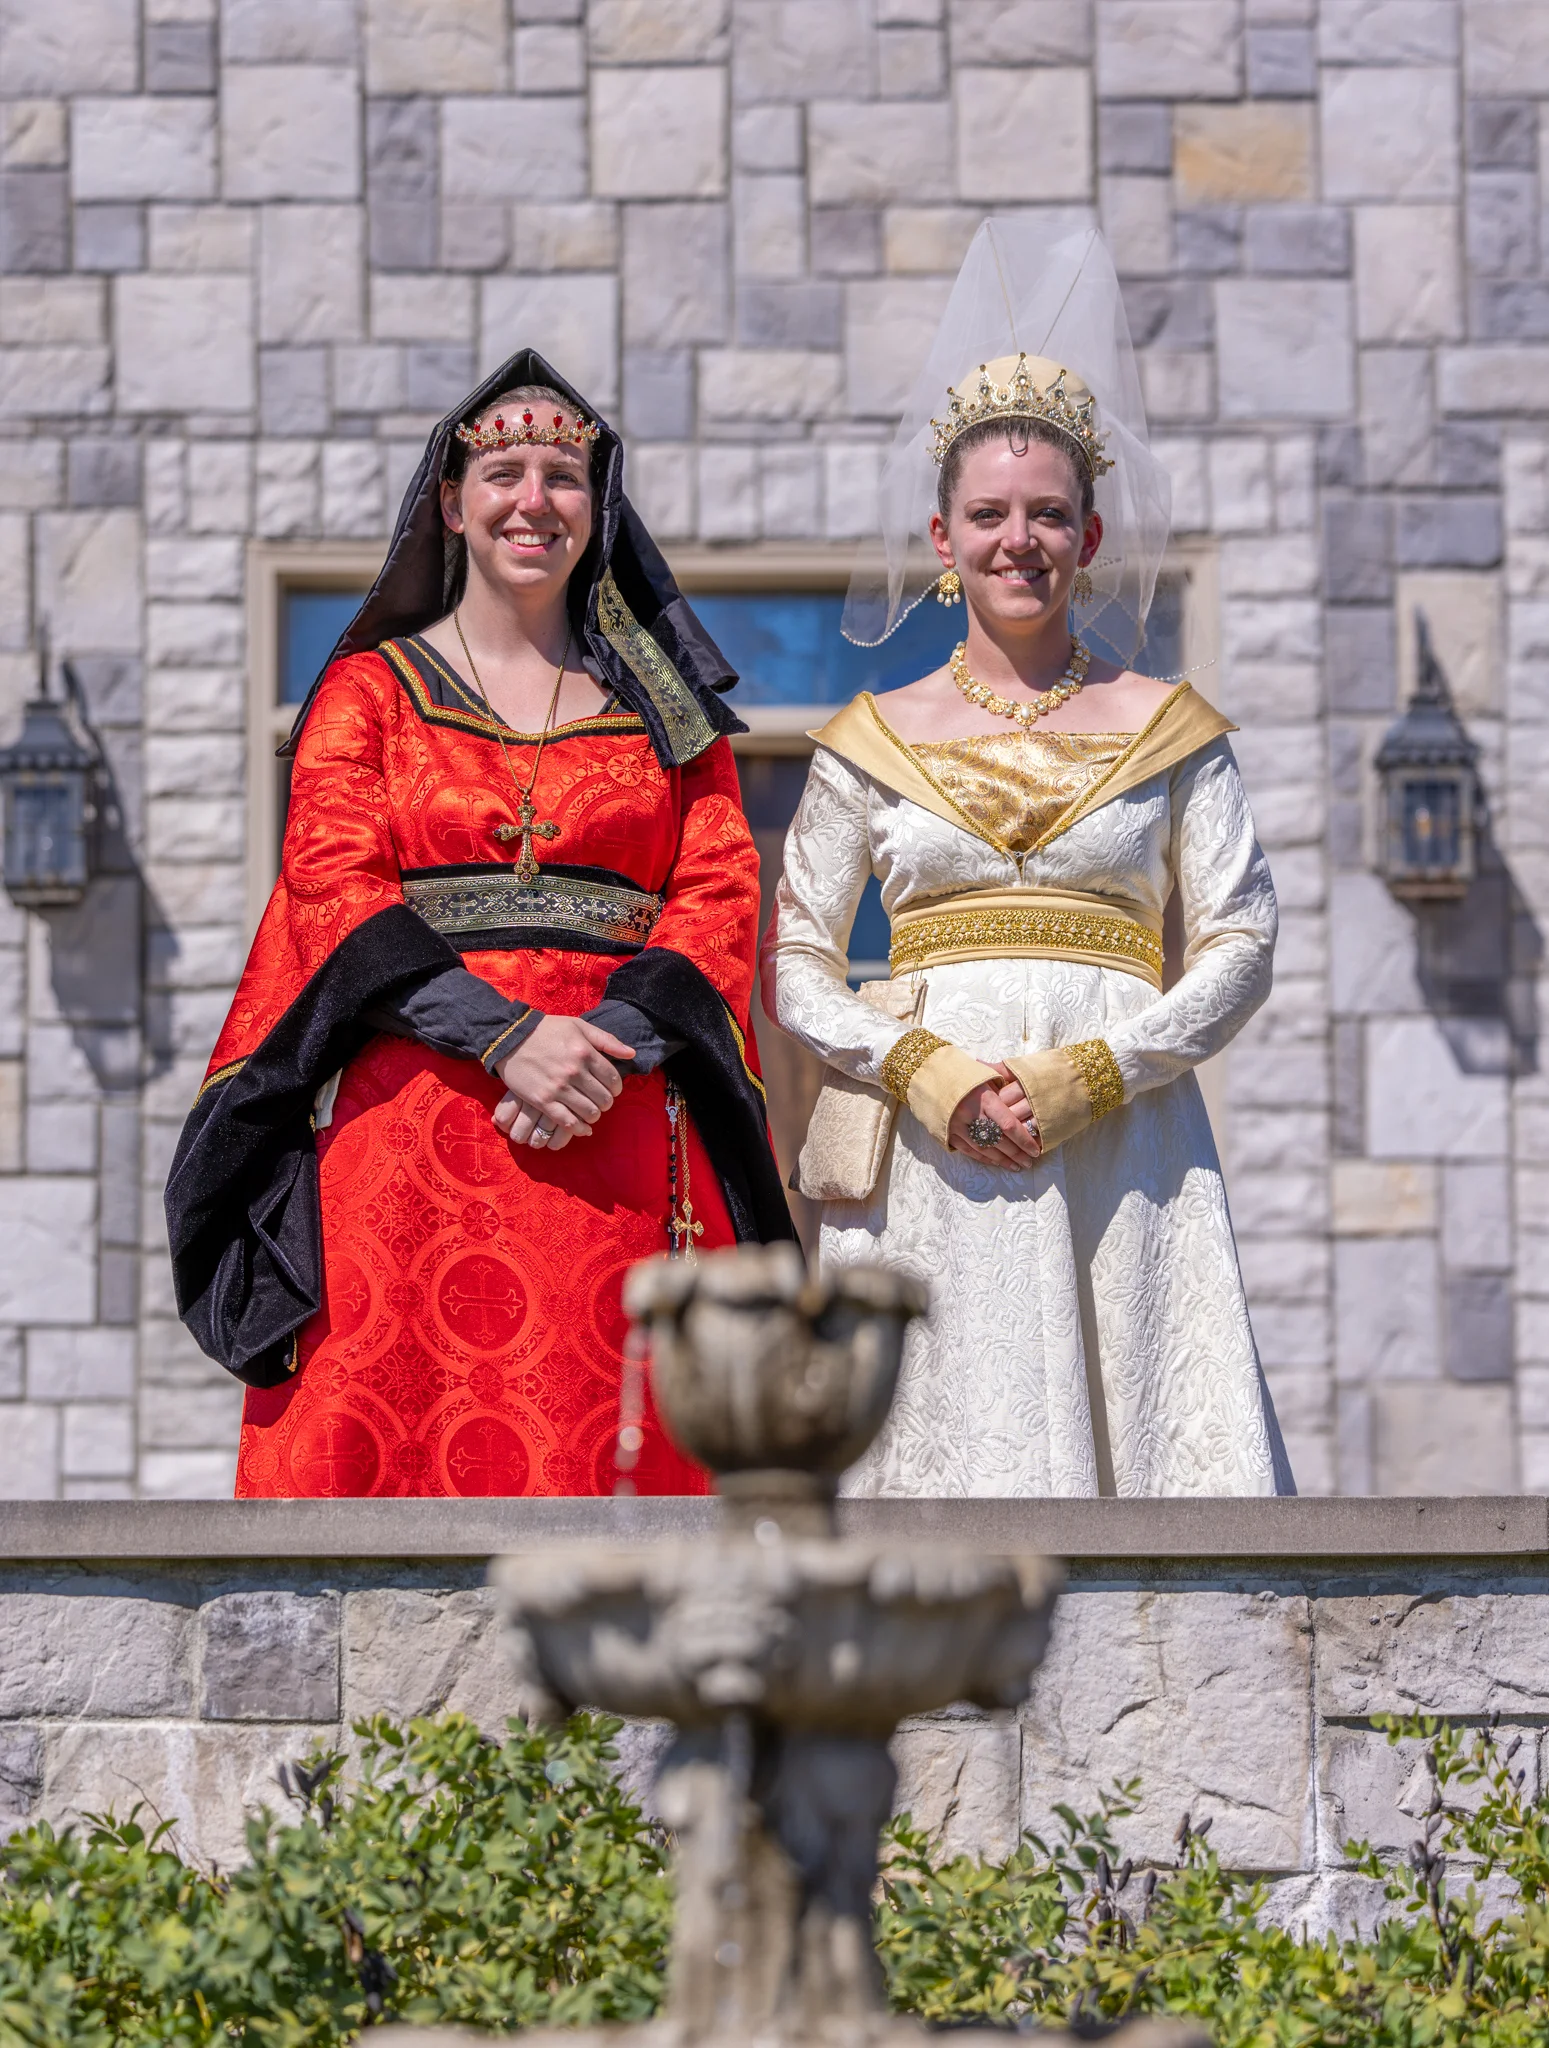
[455, 407, 601, 453]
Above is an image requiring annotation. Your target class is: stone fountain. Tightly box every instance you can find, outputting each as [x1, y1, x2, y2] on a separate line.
[388, 1244, 1201, 2048]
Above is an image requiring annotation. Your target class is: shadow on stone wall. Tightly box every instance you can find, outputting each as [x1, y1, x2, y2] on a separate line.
[1409, 825, 1542, 1079]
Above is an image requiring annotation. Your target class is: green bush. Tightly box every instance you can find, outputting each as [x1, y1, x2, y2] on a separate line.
[2, 1710, 1549, 2044]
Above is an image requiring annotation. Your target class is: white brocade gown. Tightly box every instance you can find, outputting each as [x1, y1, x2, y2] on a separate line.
[760, 689, 1295, 1500]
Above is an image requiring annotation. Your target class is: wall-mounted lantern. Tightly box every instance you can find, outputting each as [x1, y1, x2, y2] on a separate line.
[1374, 611, 1480, 903]
[0, 660, 100, 909]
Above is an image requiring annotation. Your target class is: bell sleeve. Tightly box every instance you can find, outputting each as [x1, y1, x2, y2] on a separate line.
[1005, 738, 1277, 1150]
[598, 738, 796, 1244]
[165, 658, 475, 1387]
[760, 746, 998, 1146]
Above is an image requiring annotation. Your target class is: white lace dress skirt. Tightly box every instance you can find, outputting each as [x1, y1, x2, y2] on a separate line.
[826, 955, 1286, 1498]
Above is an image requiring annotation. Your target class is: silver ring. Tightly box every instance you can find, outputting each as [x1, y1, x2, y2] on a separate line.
[966, 1114, 1002, 1149]
[531, 1121, 554, 1148]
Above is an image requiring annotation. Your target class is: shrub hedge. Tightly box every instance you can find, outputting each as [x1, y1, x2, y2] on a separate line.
[0, 1710, 1545, 2044]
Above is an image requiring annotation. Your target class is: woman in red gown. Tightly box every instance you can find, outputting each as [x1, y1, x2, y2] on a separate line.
[166, 350, 793, 1498]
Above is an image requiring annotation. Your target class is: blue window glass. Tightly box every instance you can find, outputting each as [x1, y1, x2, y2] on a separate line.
[281, 589, 367, 703]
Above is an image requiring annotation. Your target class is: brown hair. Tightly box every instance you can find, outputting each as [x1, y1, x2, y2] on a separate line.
[936, 416, 1094, 523]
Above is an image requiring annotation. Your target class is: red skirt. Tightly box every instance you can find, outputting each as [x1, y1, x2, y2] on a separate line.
[235, 1037, 722, 1498]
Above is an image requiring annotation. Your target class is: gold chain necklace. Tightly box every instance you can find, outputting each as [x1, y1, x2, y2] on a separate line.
[949, 637, 1091, 730]
[455, 607, 570, 884]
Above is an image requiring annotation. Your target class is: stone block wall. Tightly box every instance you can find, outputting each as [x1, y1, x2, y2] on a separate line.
[2, 1498, 1548, 1938]
[0, 0, 1546, 1494]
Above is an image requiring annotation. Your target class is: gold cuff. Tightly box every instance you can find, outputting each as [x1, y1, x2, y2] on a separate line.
[1003, 1038, 1125, 1155]
[880, 1027, 949, 1104]
[907, 1043, 1002, 1149]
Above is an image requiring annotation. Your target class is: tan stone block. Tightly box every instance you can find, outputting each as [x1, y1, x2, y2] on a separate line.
[1100, 174, 1171, 276]
[891, 1713, 1021, 1862]
[0, 1061, 19, 1173]
[1021, 1589, 1313, 1872]
[1439, 347, 1549, 417]
[0, 279, 104, 346]
[1331, 1160, 1439, 1237]
[733, 174, 805, 279]
[363, 0, 507, 91]
[1395, 571, 1502, 717]
[1096, 0, 1240, 98]
[1175, 103, 1312, 205]
[591, 66, 727, 200]
[1354, 205, 1461, 345]
[955, 67, 1091, 203]
[1372, 1382, 1518, 1494]
[1465, 2, 1549, 95]
[810, 99, 953, 205]
[1140, 351, 1213, 422]
[507, 203, 615, 275]
[1, 101, 66, 169]
[149, 205, 256, 273]
[883, 205, 981, 275]
[589, 0, 727, 61]
[699, 348, 843, 422]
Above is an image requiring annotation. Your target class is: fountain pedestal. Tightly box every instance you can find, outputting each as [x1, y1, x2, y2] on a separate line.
[387, 1246, 1202, 2048]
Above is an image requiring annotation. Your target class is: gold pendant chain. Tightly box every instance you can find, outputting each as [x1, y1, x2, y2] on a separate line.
[949, 636, 1091, 730]
[455, 607, 570, 883]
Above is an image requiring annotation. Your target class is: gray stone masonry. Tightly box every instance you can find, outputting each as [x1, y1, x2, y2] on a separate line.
[0, 0, 1548, 1501]
[1, 1496, 1547, 1933]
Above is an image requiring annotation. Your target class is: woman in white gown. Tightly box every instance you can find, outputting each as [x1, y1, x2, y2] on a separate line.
[761, 224, 1293, 1499]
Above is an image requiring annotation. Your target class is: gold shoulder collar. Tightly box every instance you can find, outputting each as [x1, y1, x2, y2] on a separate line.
[809, 684, 1236, 855]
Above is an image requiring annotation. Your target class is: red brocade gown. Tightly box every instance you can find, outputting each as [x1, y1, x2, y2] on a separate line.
[214, 647, 765, 1499]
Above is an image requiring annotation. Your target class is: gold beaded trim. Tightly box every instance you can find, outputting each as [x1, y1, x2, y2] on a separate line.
[889, 904, 1163, 983]
[880, 1028, 950, 1105]
[1066, 1039, 1125, 1121]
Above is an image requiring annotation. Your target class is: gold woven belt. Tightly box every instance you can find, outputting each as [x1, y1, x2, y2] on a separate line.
[889, 887, 1164, 988]
[403, 868, 662, 951]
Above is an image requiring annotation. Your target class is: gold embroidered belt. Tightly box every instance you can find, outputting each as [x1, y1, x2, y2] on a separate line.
[402, 865, 663, 952]
[889, 886, 1164, 989]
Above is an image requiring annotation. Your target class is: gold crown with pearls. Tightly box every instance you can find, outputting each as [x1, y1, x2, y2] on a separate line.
[930, 352, 1113, 478]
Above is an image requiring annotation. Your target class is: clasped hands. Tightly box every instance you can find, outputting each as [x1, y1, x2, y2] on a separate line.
[947, 1062, 1043, 1169]
[491, 1013, 634, 1152]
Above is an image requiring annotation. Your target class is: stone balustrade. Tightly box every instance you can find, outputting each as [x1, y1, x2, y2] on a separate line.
[1, 1495, 1546, 1934]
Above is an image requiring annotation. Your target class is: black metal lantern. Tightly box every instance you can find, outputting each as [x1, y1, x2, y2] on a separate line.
[1374, 612, 1480, 903]
[0, 664, 100, 909]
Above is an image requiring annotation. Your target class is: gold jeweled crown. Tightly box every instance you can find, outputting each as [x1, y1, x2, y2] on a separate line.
[456, 405, 600, 454]
[930, 352, 1113, 478]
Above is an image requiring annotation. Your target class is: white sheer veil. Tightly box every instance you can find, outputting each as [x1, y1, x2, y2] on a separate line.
[841, 219, 1172, 669]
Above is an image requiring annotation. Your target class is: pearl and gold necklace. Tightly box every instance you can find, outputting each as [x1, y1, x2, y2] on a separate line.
[949, 637, 1091, 730]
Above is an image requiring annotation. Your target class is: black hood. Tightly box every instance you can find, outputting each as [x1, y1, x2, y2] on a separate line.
[281, 348, 745, 771]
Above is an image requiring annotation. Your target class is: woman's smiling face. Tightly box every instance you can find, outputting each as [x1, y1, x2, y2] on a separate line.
[931, 434, 1101, 631]
[441, 410, 595, 604]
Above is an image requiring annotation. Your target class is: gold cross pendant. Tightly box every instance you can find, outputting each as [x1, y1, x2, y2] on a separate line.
[670, 1198, 704, 1260]
[494, 795, 559, 884]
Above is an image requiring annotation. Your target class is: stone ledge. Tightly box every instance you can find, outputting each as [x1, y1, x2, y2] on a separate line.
[0, 1494, 1543, 1561]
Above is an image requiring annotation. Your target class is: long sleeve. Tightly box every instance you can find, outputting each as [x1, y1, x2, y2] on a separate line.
[364, 966, 542, 1073]
[1007, 739, 1275, 1148]
[760, 746, 996, 1143]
